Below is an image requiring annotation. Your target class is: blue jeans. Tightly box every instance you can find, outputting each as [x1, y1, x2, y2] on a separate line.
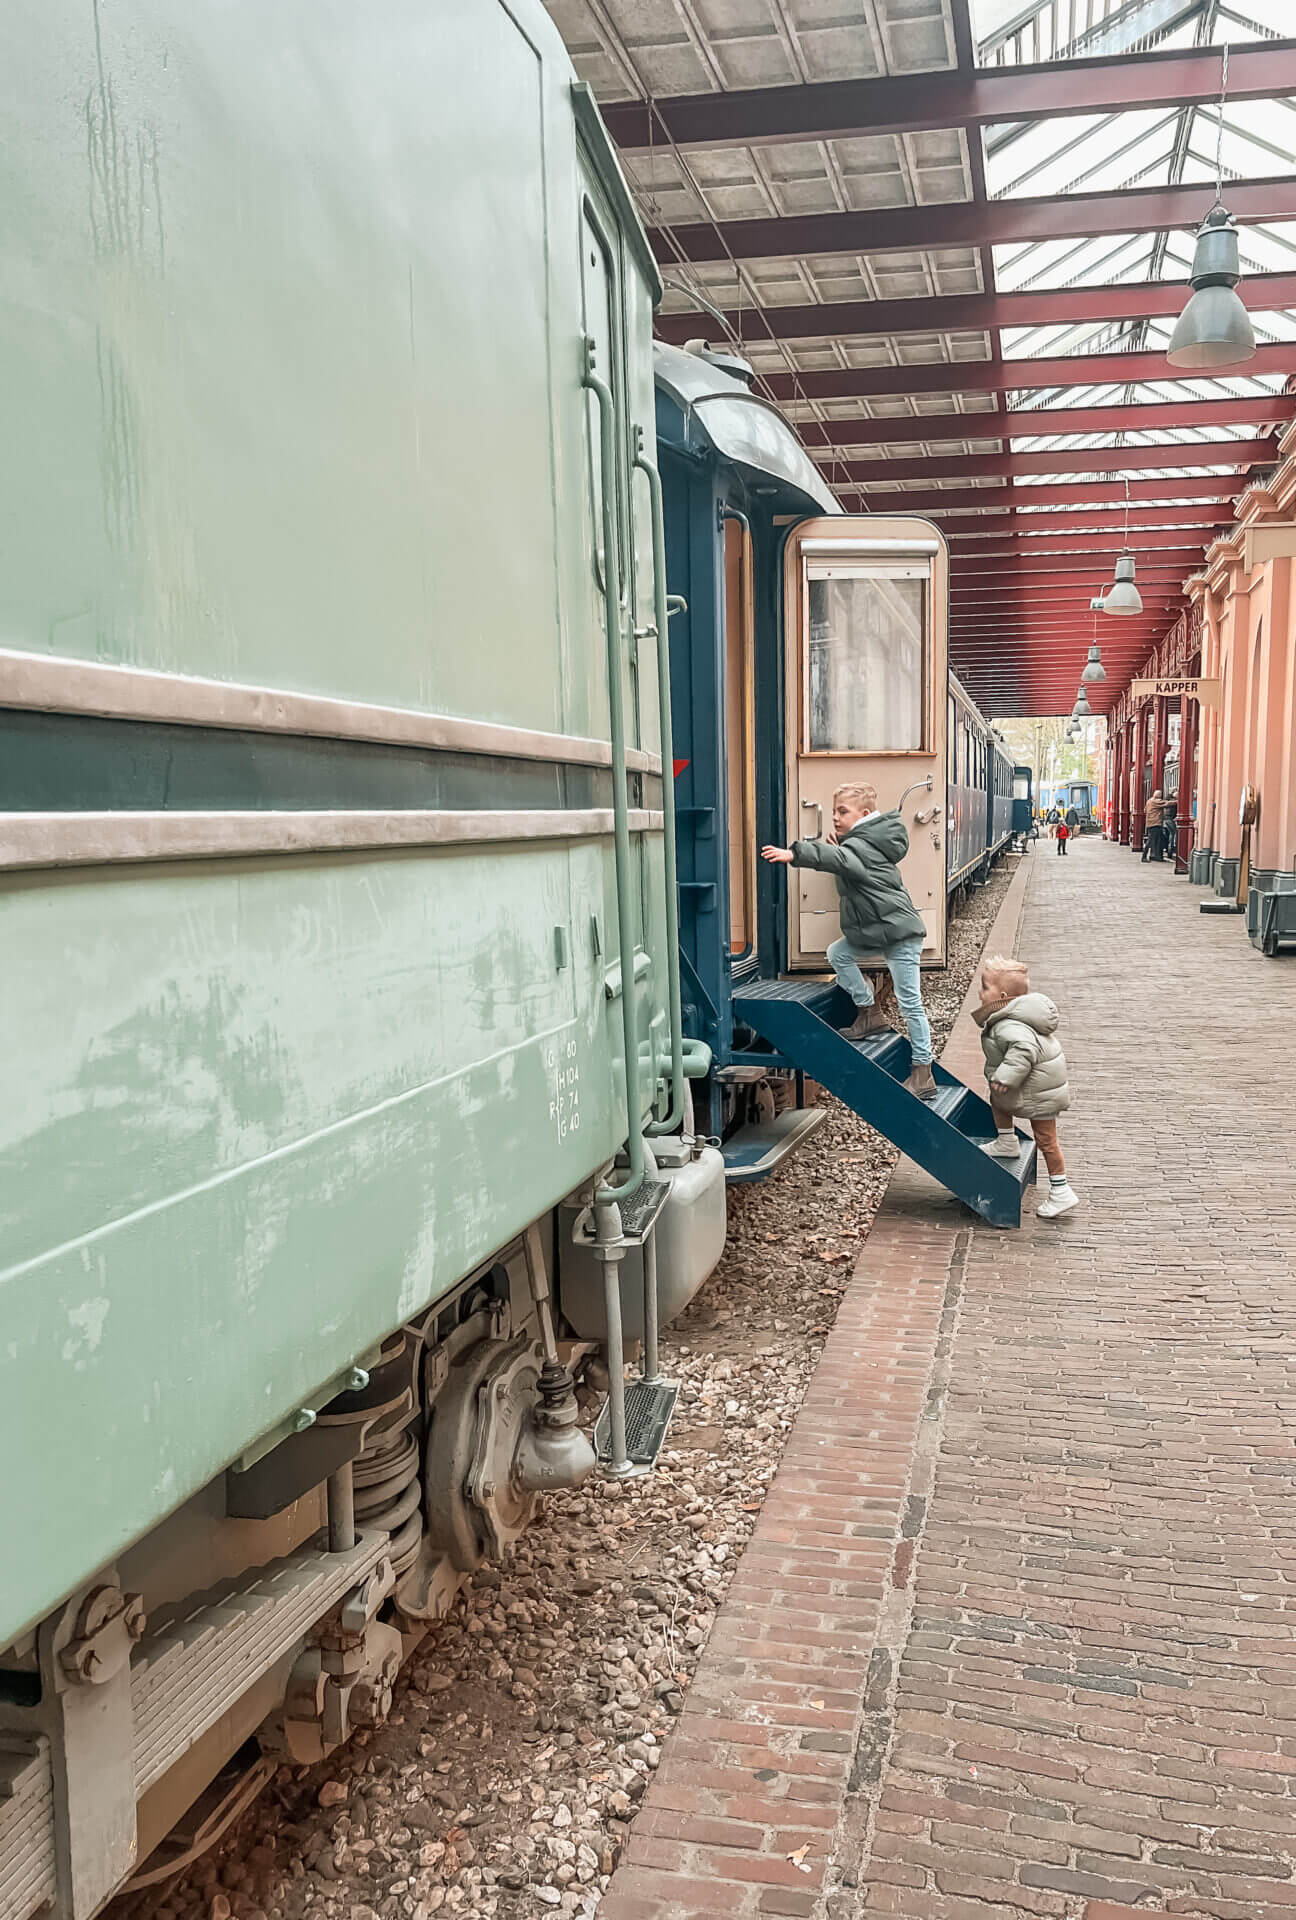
[827, 933, 932, 1065]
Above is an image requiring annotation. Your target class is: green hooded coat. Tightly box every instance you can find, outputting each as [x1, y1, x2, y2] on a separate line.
[791, 810, 927, 951]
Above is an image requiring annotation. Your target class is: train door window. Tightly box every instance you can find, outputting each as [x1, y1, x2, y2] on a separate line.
[803, 564, 927, 752]
[724, 516, 757, 959]
[947, 694, 956, 782]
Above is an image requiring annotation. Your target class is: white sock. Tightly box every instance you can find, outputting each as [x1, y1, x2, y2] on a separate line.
[997, 1129, 1016, 1147]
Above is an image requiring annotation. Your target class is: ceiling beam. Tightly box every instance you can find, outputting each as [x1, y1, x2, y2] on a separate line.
[948, 552, 1198, 564]
[953, 564, 1190, 579]
[601, 37, 1296, 150]
[955, 616, 1184, 628]
[952, 542, 1208, 561]
[952, 638, 1180, 647]
[953, 550, 1196, 568]
[953, 607, 1184, 622]
[649, 176, 1296, 267]
[948, 576, 1190, 591]
[757, 344, 1296, 401]
[942, 504, 1229, 533]
[952, 585, 1187, 599]
[655, 273, 1296, 347]
[957, 606, 1185, 620]
[953, 599, 1186, 611]
[795, 396, 1293, 450]
[835, 439, 1275, 484]
[845, 474, 1243, 512]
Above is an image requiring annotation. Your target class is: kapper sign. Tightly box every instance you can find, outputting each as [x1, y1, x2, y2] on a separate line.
[1130, 676, 1221, 708]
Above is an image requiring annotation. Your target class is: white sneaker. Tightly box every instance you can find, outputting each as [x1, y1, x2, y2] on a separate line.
[1037, 1184, 1080, 1219]
[986, 1133, 1020, 1159]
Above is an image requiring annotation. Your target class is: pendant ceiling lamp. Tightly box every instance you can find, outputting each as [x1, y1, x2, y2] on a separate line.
[1074, 686, 1093, 719]
[1168, 47, 1256, 371]
[1103, 481, 1144, 617]
[1105, 554, 1143, 615]
[1082, 603, 1107, 682]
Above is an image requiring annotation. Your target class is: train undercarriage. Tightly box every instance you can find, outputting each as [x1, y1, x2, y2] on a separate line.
[0, 1182, 725, 1920]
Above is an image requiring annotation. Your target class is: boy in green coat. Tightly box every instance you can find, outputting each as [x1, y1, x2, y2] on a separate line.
[762, 782, 936, 1100]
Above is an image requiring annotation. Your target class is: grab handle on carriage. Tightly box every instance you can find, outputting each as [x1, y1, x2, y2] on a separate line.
[633, 426, 686, 1139]
[582, 320, 645, 1204]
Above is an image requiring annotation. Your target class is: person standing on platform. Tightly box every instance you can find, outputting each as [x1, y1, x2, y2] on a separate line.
[1143, 789, 1166, 862]
[977, 955, 1079, 1220]
[761, 783, 937, 1102]
[1055, 816, 1070, 857]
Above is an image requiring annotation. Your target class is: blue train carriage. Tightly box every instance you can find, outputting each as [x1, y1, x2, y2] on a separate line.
[655, 342, 1040, 1232]
[0, 7, 724, 1913]
[1012, 764, 1036, 844]
[1040, 779, 1098, 827]
[990, 732, 1016, 855]
[947, 678, 1014, 896]
[657, 345, 953, 1170]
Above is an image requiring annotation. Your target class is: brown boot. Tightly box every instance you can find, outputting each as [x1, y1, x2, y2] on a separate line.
[841, 1004, 890, 1042]
[905, 1062, 937, 1102]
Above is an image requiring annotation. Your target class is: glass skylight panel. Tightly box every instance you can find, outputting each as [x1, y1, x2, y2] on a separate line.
[995, 232, 1157, 292]
[987, 109, 1178, 201]
[1216, 0, 1292, 34]
[1000, 316, 1146, 359]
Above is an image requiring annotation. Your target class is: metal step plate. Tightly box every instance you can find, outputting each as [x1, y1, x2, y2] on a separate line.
[608, 1177, 670, 1246]
[594, 1378, 680, 1470]
[722, 1106, 827, 1183]
[977, 1135, 1037, 1185]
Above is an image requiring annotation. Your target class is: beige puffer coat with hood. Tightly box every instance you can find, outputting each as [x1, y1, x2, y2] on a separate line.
[974, 992, 1070, 1118]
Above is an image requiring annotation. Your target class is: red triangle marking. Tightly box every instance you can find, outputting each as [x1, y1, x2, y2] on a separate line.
[673, 758, 689, 778]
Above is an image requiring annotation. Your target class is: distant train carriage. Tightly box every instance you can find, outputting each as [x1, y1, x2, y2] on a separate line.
[947, 680, 1015, 894]
[0, 9, 724, 1914]
[656, 342, 1020, 1171]
[1040, 778, 1098, 826]
[1012, 764, 1035, 842]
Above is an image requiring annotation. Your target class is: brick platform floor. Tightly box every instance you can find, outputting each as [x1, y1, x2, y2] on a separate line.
[601, 838, 1296, 1920]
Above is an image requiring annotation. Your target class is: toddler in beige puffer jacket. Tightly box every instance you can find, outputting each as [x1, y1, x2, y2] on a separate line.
[973, 955, 1079, 1220]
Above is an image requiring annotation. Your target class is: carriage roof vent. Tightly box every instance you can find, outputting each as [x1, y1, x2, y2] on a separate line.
[682, 339, 754, 386]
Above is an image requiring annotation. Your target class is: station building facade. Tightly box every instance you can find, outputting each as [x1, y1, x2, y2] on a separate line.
[1105, 417, 1296, 908]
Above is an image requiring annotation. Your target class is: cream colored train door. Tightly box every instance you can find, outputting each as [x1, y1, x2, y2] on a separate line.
[784, 517, 948, 969]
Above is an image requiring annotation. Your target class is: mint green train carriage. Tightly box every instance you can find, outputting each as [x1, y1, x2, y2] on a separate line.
[0, 5, 722, 1909]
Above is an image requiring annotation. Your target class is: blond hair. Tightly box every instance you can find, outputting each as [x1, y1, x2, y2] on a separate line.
[833, 782, 877, 813]
[983, 953, 1030, 995]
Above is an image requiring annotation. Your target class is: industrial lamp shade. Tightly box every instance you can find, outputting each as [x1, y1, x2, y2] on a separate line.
[1104, 553, 1143, 617]
[1167, 205, 1256, 371]
[1074, 687, 1092, 718]
[1081, 642, 1107, 683]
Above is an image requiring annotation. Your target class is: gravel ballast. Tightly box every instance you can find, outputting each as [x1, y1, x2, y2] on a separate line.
[116, 864, 1016, 1920]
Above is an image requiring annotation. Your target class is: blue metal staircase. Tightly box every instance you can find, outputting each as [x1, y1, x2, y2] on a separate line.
[731, 978, 1036, 1229]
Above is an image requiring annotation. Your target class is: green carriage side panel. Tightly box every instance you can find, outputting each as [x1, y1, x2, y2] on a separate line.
[0, 0, 671, 1647]
[0, 841, 648, 1642]
[0, 0, 593, 736]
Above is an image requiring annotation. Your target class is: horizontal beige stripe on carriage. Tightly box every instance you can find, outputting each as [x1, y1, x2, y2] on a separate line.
[0, 809, 666, 870]
[0, 647, 662, 775]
